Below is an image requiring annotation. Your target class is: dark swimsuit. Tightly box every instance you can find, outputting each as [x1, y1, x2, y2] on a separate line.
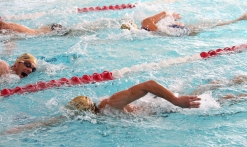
[142, 24, 188, 31]
[141, 27, 151, 31]
[168, 24, 186, 29]
[142, 24, 191, 36]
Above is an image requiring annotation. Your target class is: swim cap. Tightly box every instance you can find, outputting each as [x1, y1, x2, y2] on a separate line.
[121, 22, 138, 30]
[50, 23, 71, 36]
[15, 53, 37, 66]
[69, 96, 95, 112]
[50, 23, 63, 31]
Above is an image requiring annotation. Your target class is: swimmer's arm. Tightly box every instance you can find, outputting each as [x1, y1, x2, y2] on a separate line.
[0, 20, 38, 35]
[142, 11, 167, 31]
[105, 80, 200, 110]
[4, 115, 66, 134]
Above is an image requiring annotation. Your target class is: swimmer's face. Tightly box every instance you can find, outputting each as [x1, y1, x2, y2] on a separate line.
[69, 96, 95, 112]
[12, 59, 37, 78]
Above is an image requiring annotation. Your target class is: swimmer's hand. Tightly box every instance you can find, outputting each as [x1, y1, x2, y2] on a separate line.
[173, 95, 201, 108]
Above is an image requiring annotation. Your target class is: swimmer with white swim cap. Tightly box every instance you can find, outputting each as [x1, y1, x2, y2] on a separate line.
[0, 53, 37, 78]
[121, 11, 247, 37]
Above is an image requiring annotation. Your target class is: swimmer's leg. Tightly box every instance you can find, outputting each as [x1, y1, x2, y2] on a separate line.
[191, 75, 247, 95]
[228, 75, 247, 85]
[191, 84, 223, 95]
[217, 93, 247, 105]
[187, 12, 247, 36]
[141, 11, 167, 31]
[215, 12, 247, 27]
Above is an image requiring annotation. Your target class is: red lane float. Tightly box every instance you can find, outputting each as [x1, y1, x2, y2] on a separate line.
[77, 3, 135, 13]
[0, 71, 114, 97]
[200, 43, 247, 59]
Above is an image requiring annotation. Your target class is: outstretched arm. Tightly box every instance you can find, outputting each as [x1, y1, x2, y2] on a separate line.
[0, 20, 52, 35]
[98, 80, 201, 112]
[3, 116, 65, 135]
[0, 20, 38, 35]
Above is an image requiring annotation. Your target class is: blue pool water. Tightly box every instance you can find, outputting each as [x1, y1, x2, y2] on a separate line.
[1, 0, 247, 146]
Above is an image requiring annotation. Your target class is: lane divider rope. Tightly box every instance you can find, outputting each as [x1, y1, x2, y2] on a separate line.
[1, 71, 114, 97]
[111, 43, 247, 78]
[1, 43, 247, 97]
[1, 3, 135, 20]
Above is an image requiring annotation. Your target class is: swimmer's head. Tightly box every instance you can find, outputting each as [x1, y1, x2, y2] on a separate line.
[121, 22, 138, 30]
[50, 23, 71, 36]
[67, 96, 97, 113]
[12, 53, 37, 78]
[50, 23, 63, 31]
[15, 53, 37, 66]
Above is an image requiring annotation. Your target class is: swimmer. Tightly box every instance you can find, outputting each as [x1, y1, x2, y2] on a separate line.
[121, 11, 247, 36]
[3, 80, 201, 134]
[0, 20, 71, 36]
[0, 53, 37, 78]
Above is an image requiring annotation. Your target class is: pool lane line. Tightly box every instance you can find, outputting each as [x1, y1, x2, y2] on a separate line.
[1, 43, 247, 97]
[111, 43, 247, 78]
[0, 71, 114, 97]
[1, 3, 136, 21]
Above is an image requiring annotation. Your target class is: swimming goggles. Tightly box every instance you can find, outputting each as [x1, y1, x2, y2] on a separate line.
[19, 61, 36, 72]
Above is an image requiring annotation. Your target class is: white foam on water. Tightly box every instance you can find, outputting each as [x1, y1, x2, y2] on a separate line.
[37, 59, 67, 76]
[179, 92, 221, 115]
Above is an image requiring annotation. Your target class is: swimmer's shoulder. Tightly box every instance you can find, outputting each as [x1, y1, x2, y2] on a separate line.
[0, 59, 11, 76]
[97, 98, 109, 110]
[0, 59, 9, 66]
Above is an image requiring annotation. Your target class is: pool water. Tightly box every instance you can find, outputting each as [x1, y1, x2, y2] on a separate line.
[1, 0, 247, 146]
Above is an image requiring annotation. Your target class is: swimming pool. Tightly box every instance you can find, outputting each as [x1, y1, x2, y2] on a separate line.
[1, 0, 247, 146]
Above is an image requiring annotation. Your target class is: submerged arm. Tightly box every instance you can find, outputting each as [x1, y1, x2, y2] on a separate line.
[4, 115, 65, 134]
